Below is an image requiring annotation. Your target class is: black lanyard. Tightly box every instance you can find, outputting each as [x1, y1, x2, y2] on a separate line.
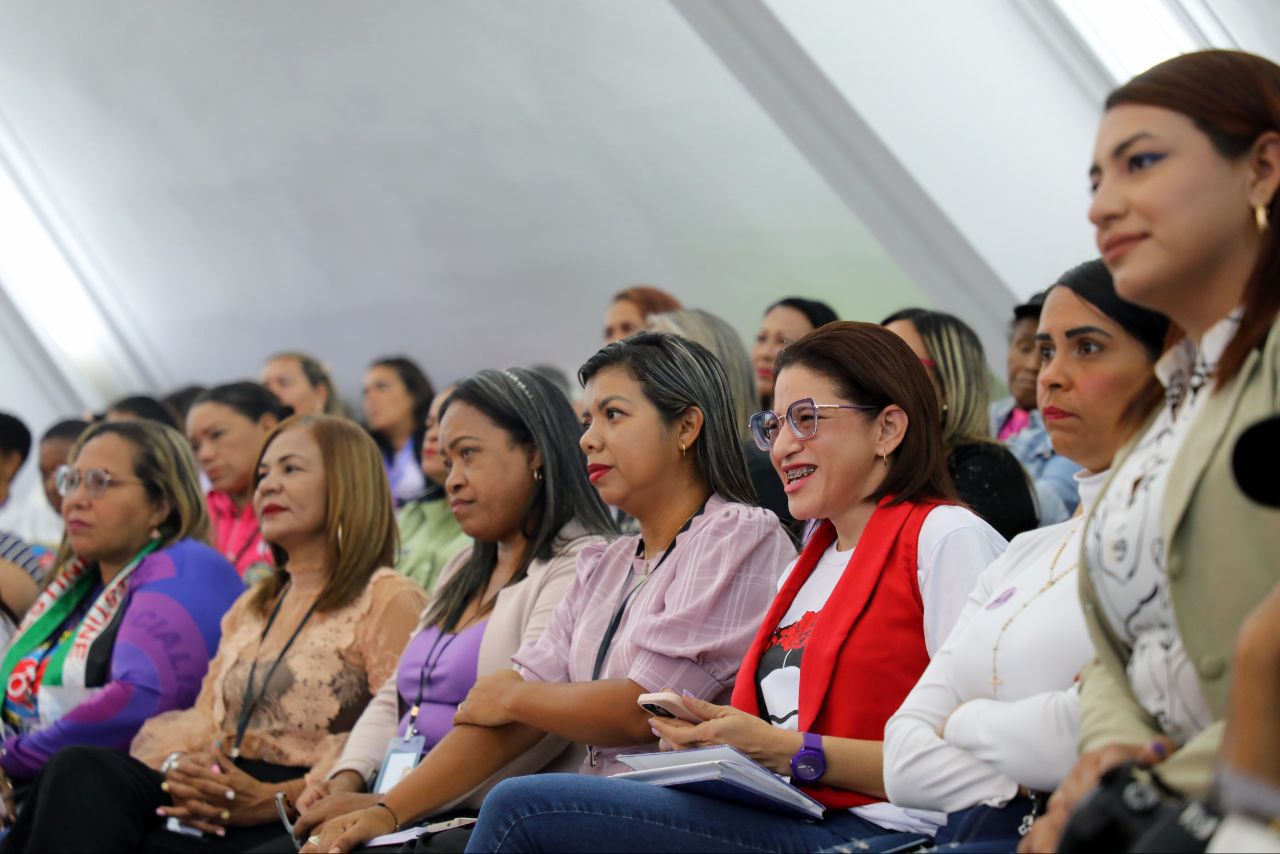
[407, 628, 459, 736]
[590, 505, 704, 681]
[232, 588, 318, 759]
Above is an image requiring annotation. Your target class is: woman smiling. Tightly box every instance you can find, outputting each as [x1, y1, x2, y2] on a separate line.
[459, 322, 1005, 853]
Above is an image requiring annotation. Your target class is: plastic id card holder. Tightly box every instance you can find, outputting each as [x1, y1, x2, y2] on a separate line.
[374, 734, 425, 794]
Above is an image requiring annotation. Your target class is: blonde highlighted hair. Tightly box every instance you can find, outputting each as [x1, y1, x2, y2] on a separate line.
[249, 414, 397, 615]
[899, 311, 996, 452]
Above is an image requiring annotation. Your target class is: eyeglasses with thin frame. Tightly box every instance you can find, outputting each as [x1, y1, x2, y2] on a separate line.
[55, 465, 147, 499]
[748, 397, 881, 452]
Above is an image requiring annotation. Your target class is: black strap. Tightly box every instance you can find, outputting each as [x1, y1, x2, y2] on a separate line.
[590, 505, 704, 681]
[233, 588, 318, 759]
[407, 629, 459, 736]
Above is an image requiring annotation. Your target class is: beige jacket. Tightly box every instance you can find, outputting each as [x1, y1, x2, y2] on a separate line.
[328, 528, 599, 808]
[1078, 315, 1280, 798]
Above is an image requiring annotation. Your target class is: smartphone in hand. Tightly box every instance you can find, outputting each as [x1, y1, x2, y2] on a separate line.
[638, 691, 704, 723]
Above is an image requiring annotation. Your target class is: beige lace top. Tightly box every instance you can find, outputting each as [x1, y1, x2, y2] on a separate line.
[131, 568, 426, 784]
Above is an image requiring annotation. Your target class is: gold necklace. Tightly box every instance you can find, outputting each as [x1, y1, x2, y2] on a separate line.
[990, 525, 1080, 696]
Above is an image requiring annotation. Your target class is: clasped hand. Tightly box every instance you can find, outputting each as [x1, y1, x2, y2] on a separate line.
[157, 742, 277, 835]
[648, 690, 798, 776]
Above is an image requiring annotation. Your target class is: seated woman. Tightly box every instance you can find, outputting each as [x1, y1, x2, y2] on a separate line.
[990, 290, 1083, 525]
[1022, 48, 1280, 852]
[187, 383, 289, 584]
[602, 285, 682, 344]
[261, 351, 345, 418]
[1, 415, 427, 852]
[291, 368, 617, 836]
[751, 297, 838, 412]
[304, 331, 795, 852]
[883, 260, 1170, 852]
[457, 321, 1008, 853]
[884, 309, 1039, 540]
[651, 307, 800, 539]
[0, 420, 243, 786]
[394, 386, 471, 593]
[364, 357, 435, 508]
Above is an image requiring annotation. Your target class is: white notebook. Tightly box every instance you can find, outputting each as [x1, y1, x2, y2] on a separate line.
[615, 745, 825, 820]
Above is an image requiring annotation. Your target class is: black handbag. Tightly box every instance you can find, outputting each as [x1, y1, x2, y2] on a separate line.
[1058, 762, 1221, 853]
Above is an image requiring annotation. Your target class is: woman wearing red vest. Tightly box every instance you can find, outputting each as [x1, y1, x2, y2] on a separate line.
[461, 322, 1007, 852]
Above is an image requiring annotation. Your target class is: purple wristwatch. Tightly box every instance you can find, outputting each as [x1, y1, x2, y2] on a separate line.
[789, 731, 826, 782]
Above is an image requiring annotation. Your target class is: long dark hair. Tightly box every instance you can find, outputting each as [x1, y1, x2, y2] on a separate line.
[1106, 50, 1280, 388]
[579, 331, 758, 507]
[422, 369, 616, 633]
[368, 356, 434, 463]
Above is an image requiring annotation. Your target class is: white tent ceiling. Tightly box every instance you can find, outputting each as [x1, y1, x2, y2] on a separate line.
[1, 0, 1278, 444]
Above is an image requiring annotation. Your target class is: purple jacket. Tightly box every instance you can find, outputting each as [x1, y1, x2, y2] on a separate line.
[0, 539, 242, 779]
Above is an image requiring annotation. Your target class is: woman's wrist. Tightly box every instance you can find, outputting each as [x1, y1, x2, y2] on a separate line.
[331, 769, 367, 793]
[765, 727, 804, 773]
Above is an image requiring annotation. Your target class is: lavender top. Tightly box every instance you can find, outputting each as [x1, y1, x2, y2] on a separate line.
[514, 494, 794, 775]
[0, 539, 242, 779]
[395, 620, 487, 751]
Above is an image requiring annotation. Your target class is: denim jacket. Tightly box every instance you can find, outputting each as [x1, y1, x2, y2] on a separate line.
[990, 396, 1082, 525]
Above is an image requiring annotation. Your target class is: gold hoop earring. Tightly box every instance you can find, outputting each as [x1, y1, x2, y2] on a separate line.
[336, 523, 344, 551]
[679, 442, 687, 458]
[881, 452, 889, 470]
[533, 468, 543, 483]
[1258, 203, 1271, 233]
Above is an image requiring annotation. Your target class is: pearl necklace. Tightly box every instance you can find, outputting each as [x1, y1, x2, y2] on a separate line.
[990, 525, 1080, 696]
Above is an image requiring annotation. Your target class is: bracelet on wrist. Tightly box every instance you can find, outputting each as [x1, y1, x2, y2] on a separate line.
[372, 801, 401, 831]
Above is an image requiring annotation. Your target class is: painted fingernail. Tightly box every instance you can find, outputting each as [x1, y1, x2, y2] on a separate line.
[160, 782, 170, 792]
[220, 809, 231, 821]
[216, 828, 226, 837]
[650, 726, 661, 737]
[226, 790, 235, 801]
[1150, 740, 1168, 758]
[155, 808, 166, 816]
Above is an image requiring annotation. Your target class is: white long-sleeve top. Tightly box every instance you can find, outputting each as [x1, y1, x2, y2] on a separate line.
[883, 469, 1108, 812]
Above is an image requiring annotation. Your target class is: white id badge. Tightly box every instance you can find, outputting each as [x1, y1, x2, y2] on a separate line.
[373, 735, 425, 794]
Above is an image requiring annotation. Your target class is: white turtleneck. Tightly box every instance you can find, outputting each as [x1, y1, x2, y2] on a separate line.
[883, 468, 1110, 813]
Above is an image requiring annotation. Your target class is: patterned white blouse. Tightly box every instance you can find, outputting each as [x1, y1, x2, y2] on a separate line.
[1085, 310, 1241, 744]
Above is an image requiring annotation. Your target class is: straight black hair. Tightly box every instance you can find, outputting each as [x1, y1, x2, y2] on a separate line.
[368, 356, 434, 464]
[192, 383, 289, 424]
[424, 368, 616, 633]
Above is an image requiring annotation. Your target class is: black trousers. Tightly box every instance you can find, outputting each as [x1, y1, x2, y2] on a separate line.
[1, 745, 303, 853]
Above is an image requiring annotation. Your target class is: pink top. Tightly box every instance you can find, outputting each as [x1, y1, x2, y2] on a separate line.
[206, 492, 272, 583]
[997, 408, 1031, 442]
[514, 493, 795, 775]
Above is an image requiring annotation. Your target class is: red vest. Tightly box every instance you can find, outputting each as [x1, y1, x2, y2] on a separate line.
[731, 497, 940, 809]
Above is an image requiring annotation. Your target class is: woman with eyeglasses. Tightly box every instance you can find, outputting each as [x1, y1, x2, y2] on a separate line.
[2, 415, 426, 853]
[303, 332, 793, 853]
[455, 322, 1006, 853]
[0, 421, 243, 793]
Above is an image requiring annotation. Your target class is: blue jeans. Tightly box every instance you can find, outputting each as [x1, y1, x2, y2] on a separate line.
[463, 774, 930, 853]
